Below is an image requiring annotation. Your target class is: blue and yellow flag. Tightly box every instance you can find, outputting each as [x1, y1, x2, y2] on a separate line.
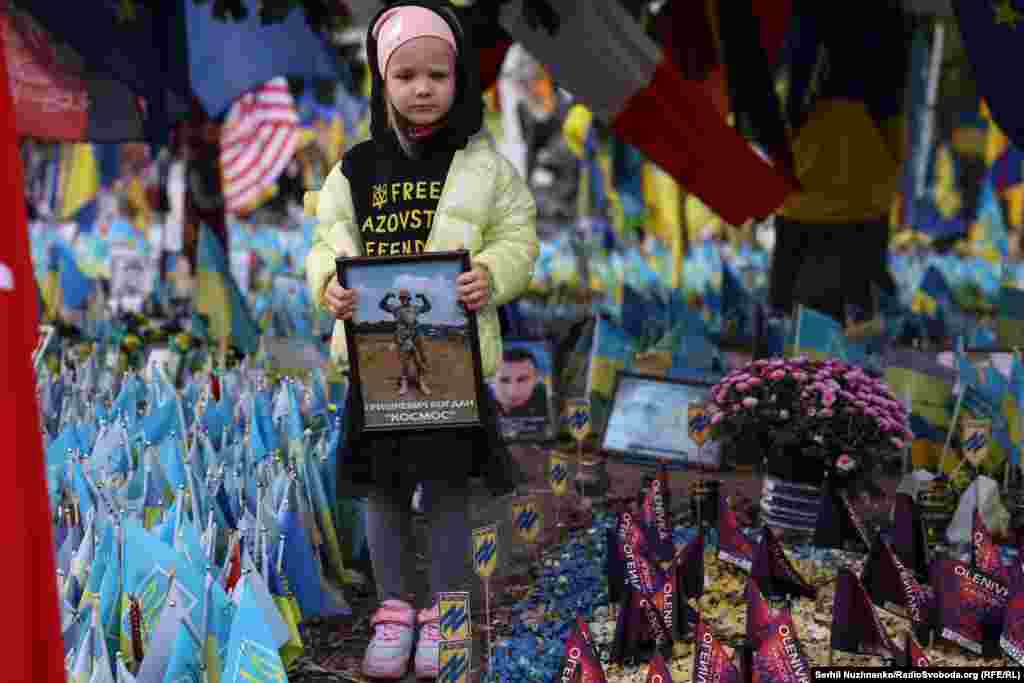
[548, 452, 569, 498]
[472, 524, 498, 580]
[438, 640, 471, 683]
[955, 1, 1024, 151]
[438, 592, 471, 641]
[511, 498, 541, 545]
[884, 347, 957, 469]
[196, 223, 260, 355]
[223, 580, 289, 683]
[789, 305, 848, 360]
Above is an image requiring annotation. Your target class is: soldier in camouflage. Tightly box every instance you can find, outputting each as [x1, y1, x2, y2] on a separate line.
[380, 289, 432, 396]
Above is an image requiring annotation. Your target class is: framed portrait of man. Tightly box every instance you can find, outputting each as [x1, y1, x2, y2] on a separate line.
[490, 338, 557, 441]
[336, 251, 486, 432]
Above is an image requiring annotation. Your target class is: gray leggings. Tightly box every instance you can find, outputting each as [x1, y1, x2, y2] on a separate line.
[366, 477, 470, 606]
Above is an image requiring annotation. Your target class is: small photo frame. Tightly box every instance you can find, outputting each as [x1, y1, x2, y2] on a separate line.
[336, 251, 485, 432]
[144, 344, 182, 385]
[601, 371, 721, 469]
[489, 338, 557, 442]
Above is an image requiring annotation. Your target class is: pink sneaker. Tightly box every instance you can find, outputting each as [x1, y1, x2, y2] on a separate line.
[414, 605, 442, 679]
[362, 600, 415, 680]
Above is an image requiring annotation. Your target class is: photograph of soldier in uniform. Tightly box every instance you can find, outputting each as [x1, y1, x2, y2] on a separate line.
[489, 340, 555, 440]
[379, 288, 432, 396]
[339, 255, 483, 430]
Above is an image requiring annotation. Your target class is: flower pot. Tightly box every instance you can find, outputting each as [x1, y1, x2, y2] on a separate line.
[760, 476, 822, 539]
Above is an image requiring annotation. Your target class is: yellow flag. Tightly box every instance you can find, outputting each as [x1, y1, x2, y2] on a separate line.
[472, 524, 498, 580]
[511, 497, 541, 545]
[438, 640, 472, 683]
[562, 398, 591, 443]
[59, 143, 99, 220]
[438, 592, 471, 641]
[961, 418, 992, 468]
[548, 452, 569, 497]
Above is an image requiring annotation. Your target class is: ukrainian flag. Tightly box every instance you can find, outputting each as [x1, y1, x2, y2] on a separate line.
[195, 223, 260, 355]
[955, 344, 1020, 474]
[788, 305, 849, 361]
[884, 347, 957, 470]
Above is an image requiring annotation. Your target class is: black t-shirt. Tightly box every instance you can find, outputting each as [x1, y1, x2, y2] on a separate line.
[341, 131, 457, 257]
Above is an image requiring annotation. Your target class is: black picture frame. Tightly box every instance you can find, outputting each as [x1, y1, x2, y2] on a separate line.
[601, 371, 720, 470]
[336, 250, 486, 433]
[490, 337, 558, 442]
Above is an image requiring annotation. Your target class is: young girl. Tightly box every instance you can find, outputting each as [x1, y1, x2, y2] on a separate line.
[305, 2, 538, 679]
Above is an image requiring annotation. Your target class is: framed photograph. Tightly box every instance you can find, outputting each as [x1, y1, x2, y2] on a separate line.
[144, 344, 181, 384]
[601, 371, 721, 470]
[490, 338, 557, 441]
[336, 251, 485, 432]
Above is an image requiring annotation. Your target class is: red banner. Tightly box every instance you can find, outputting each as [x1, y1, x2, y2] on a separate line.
[1, 10, 87, 140]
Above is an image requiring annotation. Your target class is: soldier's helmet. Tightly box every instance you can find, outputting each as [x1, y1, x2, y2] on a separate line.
[398, 289, 411, 301]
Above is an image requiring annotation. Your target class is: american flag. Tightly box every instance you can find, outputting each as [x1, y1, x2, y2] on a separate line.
[220, 77, 299, 214]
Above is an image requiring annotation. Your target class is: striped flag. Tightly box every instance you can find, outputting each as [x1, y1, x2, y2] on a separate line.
[220, 77, 300, 214]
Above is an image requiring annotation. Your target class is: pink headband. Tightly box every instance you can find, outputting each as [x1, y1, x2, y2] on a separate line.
[372, 6, 458, 79]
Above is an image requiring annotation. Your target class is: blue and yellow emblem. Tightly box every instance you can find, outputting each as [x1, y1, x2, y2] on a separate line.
[438, 639, 471, 683]
[472, 524, 498, 579]
[688, 402, 711, 448]
[511, 498, 541, 544]
[548, 452, 570, 497]
[438, 592, 471, 641]
[961, 417, 992, 467]
[563, 398, 592, 442]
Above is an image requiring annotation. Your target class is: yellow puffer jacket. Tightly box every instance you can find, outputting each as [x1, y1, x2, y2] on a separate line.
[305, 134, 539, 379]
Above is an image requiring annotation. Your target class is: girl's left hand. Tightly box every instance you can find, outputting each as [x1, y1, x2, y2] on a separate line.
[457, 266, 491, 311]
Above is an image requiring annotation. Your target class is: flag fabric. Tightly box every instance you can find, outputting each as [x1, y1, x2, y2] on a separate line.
[558, 615, 608, 683]
[0, 9, 148, 142]
[891, 493, 930, 581]
[497, 0, 796, 227]
[1002, 574, 1024, 665]
[830, 568, 897, 658]
[953, 0, 1024, 151]
[900, 631, 931, 668]
[973, 509, 1010, 584]
[646, 652, 675, 683]
[640, 466, 674, 562]
[861, 537, 935, 630]
[222, 579, 289, 683]
[718, 495, 754, 572]
[750, 621, 813, 683]
[751, 527, 817, 601]
[0, 21, 67, 680]
[789, 304, 848, 360]
[812, 480, 870, 553]
[693, 618, 741, 683]
[195, 222, 261, 355]
[220, 77, 300, 215]
[933, 558, 1009, 657]
[746, 577, 795, 645]
[884, 347, 957, 469]
[674, 528, 705, 603]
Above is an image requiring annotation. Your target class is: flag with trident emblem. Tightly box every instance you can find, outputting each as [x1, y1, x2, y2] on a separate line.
[438, 592, 471, 641]
[472, 525, 498, 580]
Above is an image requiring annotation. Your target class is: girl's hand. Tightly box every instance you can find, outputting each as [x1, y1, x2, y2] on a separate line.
[457, 265, 491, 312]
[324, 276, 358, 320]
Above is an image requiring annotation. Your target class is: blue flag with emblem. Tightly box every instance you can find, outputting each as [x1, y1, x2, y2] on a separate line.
[222, 579, 289, 683]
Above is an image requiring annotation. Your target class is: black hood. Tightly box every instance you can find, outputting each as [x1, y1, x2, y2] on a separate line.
[365, 0, 484, 150]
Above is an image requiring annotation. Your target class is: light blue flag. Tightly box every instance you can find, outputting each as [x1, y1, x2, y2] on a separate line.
[69, 612, 95, 683]
[158, 620, 203, 683]
[222, 581, 289, 683]
[141, 400, 181, 447]
[234, 548, 291, 649]
[97, 524, 124, 663]
[158, 438, 188, 492]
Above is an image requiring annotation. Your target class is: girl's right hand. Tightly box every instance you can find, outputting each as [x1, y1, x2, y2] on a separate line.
[325, 276, 358, 320]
